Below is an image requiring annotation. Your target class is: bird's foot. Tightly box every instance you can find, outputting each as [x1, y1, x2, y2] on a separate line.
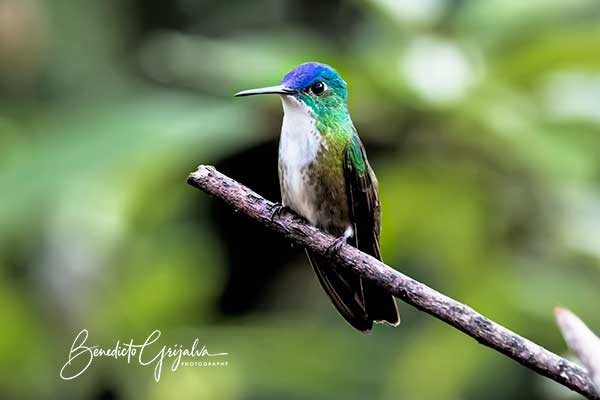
[269, 203, 288, 229]
[326, 226, 354, 257]
[269, 203, 284, 221]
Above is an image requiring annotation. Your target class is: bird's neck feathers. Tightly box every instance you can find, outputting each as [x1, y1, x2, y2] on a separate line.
[281, 94, 353, 140]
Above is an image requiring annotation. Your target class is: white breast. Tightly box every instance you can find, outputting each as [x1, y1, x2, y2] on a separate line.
[278, 95, 322, 224]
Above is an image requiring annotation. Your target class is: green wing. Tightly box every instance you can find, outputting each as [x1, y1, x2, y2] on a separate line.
[343, 134, 400, 326]
[342, 134, 382, 258]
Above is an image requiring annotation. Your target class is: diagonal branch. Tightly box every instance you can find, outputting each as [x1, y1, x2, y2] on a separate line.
[187, 164, 600, 400]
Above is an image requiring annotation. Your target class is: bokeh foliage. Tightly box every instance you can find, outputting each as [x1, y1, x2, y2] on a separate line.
[1, 0, 600, 399]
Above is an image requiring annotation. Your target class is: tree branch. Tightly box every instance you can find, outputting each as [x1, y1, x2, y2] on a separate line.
[187, 164, 600, 400]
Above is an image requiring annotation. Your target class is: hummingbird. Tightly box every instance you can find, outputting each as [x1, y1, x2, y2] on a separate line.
[235, 62, 400, 332]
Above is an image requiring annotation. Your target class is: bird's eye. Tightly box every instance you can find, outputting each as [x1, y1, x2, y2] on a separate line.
[310, 81, 326, 95]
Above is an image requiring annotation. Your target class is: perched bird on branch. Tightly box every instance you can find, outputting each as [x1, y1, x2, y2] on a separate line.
[235, 62, 400, 331]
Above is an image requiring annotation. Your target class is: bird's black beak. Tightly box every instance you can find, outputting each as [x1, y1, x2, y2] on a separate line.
[234, 85, 297, 97]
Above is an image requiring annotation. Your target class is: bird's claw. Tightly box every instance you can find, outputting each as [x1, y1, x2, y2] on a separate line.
[269, 203, 284, 221]
[325, 226, 353, 257]
[269, 203, 287, 230]
[326, 235, 347, 257]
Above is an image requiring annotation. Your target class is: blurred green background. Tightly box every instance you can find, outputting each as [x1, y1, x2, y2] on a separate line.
[1, 0, 600, 399]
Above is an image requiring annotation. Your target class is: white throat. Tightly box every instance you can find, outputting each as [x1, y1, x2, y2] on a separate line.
[279, 96, 321, 167]
[278, 95, 322, 222]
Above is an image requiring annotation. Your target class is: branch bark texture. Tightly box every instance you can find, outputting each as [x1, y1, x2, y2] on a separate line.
[187, 165, 599, 400]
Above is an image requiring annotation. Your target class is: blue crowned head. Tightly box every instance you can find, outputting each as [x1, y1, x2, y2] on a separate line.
[234, 61, 351, 131]
[279, 62, 347, 100]
[234, 61, 349, 109]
